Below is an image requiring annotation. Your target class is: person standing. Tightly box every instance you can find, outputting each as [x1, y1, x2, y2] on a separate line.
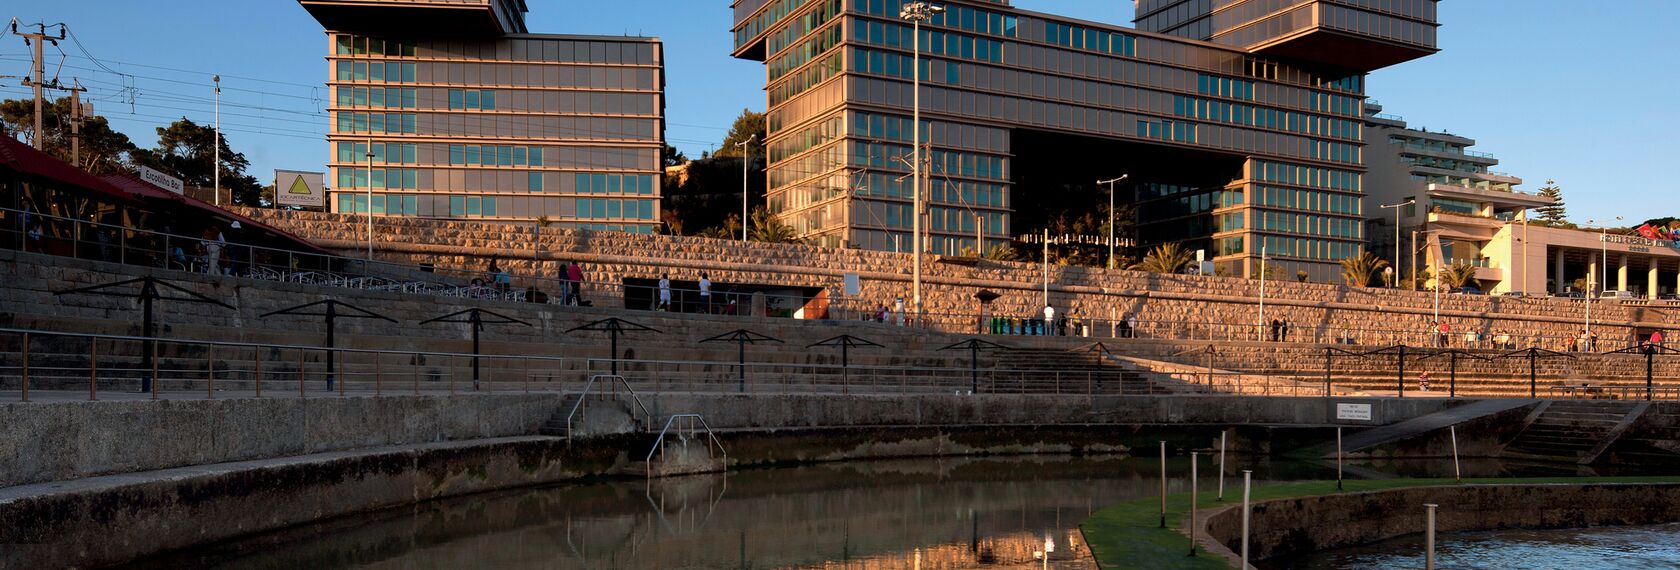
[567, 261, 585, 305]
[1281, 318, 1291, 342]
[1043, 305, 1056, 337]
[1126, 314, 1138, 339]
[699, 273, 713, 314]
[1654, 330, 1666, 346]
[557, 261, 575, 305]
[657, 273, 672, 311]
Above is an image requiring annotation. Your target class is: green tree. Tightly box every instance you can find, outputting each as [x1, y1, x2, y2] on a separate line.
[1440, 262, 1479, 289]
[1534, 180, 1567, 225]
[748, 206, 801, 243]
[1130, 242, 1194, 274]
[130, 118, 266, 206]
[983, 244, 1021, 261]
[714, 109, 766, 158]
[662, 144, 688, 168]
[1, 96, 137, 174]
[1339, 251, 1390, 288]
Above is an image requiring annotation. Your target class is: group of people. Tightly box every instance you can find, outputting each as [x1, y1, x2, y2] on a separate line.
[1268, 318, 1293, 342]
[481, 258, 586, 305]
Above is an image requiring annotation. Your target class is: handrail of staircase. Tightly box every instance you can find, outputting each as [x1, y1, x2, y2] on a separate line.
[0, 325, 571, 364]
[644, 413, 728, 479]
[565, 374, 654, 440]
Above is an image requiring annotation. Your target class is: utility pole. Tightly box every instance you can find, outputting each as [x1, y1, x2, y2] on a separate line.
[68, 81, 89, 168]
[213, 75, 222, 206]
[902, 2, 942, 323]
[14, 21, 67, 151]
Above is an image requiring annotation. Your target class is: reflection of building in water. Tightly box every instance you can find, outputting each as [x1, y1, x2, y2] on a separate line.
[786, 530, 1096, 569]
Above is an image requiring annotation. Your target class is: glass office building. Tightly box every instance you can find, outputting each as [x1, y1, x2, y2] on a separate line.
[732, 0, 1437, 279]
[300, 0, 666, 233]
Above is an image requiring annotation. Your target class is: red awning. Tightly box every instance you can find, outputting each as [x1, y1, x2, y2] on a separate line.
[101, 172, 335, 256]
[0, 136, 141, 206]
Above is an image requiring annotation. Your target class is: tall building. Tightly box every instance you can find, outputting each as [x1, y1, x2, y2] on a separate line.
[299, 0, 666, 233]
[732, 0, 1438, 280]
[1361, 100, 1552, 291]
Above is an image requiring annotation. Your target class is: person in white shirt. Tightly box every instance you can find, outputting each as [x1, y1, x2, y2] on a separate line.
[1043, 305, 1055, 336]
[657, 274, 671, 311]
[699, 274, 712, 313]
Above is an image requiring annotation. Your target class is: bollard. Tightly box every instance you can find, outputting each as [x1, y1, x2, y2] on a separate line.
[1450, 425, 1461, 482]
[1336, 426, 1344, 491]
[1218, 431, 1227, 501]
[1188, 451, 1199, 557]
[1159, 440, 1168, 528]
[1424, 503, 1438, 570]
[1241, 470, 1252, 568]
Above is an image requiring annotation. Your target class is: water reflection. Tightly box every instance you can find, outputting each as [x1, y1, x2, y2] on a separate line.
[1265, 522, 1680, 570]
[127, 456, 1570, 570]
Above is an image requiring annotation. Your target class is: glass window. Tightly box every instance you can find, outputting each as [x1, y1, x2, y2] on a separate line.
[465, 145, 480, 165]
[529, 172, 544, 191]
[607, 175, 620, 194]
[467, 197, 481, 216]
[483, 197, 496, 217]
[592, 174, 607, 194]
[450, 196, 465, 216]
[465, 90, 479, 109]
[448, 89, 464, 110]
[481, 90, 495, 110]
[529, 147, 543, 166]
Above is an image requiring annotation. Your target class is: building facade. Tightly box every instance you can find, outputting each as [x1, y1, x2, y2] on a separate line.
[300, 0, 666, 233]
[1361, 100, 1552, 291]
[732, 0, 1438, 280]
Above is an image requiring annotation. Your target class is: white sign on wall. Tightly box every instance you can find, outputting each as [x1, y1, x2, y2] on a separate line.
[1336, 403, 1373, 421]
[843, 272, 861, 296]
[139, 166, 184, 195]
[274, 169, 326, 208]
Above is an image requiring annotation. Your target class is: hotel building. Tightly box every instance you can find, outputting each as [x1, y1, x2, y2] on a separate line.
[299, 0, 666, 233]
[731, 0, 1439, 280]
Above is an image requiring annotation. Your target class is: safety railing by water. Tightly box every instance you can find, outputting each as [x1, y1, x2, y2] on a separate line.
[564, 374, 654, 440]
[645, 413, 727, 479]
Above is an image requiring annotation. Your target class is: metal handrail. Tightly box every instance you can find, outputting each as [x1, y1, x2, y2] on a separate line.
[564, 374, 653, 440]
[0, 325, 567, 364]
[644, 413, 727, 479]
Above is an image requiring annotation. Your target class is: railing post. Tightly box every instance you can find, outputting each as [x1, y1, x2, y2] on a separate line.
[524, 356, 531, 394]
[413, 356, 421, 395]
[207, 345, 216, 399]
[374, 351, 383, 396]
[20, 332, 29, 402]
[89, 339, 98, 401]
[297, 348, 305, 398]
[255, 346, 263, 398]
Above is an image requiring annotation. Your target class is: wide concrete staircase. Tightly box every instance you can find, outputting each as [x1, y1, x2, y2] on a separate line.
[991, 346, 1168, 394]
[1503, 401, 1649, 464]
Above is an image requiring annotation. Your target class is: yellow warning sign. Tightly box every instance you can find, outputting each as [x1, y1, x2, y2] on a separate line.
[287, 175, 311, 194]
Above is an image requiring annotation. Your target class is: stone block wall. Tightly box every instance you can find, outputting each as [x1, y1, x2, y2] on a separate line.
[241, 209, 1677, 346]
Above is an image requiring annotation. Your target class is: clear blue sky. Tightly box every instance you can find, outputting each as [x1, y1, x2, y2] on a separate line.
[1, 1, 1671, 224]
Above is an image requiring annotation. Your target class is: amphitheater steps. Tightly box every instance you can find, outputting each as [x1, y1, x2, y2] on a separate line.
[1503, 401, 1649, 463]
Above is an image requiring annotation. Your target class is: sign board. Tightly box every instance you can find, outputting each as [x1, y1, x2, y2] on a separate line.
[1335, 403, 1373, 421]
[139, 166, 184, 195]
[842, 272, 861, 296]
[274, 169, 326, 208]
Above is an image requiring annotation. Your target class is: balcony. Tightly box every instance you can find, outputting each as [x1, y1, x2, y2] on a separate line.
[1428, 210, 1502, 232]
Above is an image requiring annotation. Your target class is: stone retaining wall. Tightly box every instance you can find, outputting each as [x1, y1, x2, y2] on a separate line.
[240, 209, 1678, 346]
[1202, 483, 1680, 564]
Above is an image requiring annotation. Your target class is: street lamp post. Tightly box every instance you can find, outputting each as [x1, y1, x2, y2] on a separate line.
[901, 1, 943, 323]
[738, 134, 755, 242]
[1257, 245, 1267, 341]
[1584, 217, 1623, 344]
[365, 137, 375, 262]
[213, 75, 221, 207]
[1379, 197, 1414, 288]
[1416, 229, 1442, 322]
[1098, 174, 1129, 270]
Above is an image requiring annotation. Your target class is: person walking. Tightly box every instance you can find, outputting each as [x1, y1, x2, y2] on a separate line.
[657, 273, 672, 311]
[699, 273, 713, 314]
[557, 261, 575, 305]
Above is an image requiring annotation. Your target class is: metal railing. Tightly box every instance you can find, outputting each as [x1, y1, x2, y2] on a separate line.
[645, 414, 727, 479]
[564, 374, 653, 440]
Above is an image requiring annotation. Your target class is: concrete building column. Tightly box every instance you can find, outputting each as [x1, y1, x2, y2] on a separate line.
[1554, 250, 1566, 294]
[1587, 258, 1598, 293]
[1650, 260, 1661, 299]
[1617, 255, 1629, 293]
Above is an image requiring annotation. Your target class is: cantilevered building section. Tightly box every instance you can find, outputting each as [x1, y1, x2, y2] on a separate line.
[733, 0, 1438, 280]
[300, 0, 666, 232]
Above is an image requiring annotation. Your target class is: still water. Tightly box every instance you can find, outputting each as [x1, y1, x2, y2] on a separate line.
[1265, 523, 1680, 570]
[128, 455, 1638, 569]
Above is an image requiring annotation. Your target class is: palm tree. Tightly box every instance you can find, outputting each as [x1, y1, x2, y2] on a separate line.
[748, 207, 802, 243]
[984, 244, 1021, 261]
[1339, 251, 1390, 288]
[1439, 262, 1480, 289]
[1130, 242, 1194, 274]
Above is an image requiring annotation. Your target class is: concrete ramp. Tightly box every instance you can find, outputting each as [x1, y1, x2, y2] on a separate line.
[1327, 399, 1538, 456]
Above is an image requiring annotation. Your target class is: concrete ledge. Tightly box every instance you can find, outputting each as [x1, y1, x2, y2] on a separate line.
[1201, 483, 1680, 565]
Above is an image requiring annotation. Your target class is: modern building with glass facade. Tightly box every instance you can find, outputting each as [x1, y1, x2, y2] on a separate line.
[299, 0, 666, 232]
[732, 0, 1438, 280]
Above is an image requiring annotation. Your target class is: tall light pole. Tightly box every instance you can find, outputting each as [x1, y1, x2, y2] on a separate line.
[1584, 217, 1623, 342]
[1098, 174, 1129, 269]
[213, 75, 221, 207]
[738, 134, 755, 242]
[1257, 244, 1267, 340]
[365, 137, 374, 261]
[1379, 197, 1414, 288]
[901, 1, 943, 322]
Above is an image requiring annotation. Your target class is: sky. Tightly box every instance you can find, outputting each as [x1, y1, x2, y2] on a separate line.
[1, 0, 1672, 225]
